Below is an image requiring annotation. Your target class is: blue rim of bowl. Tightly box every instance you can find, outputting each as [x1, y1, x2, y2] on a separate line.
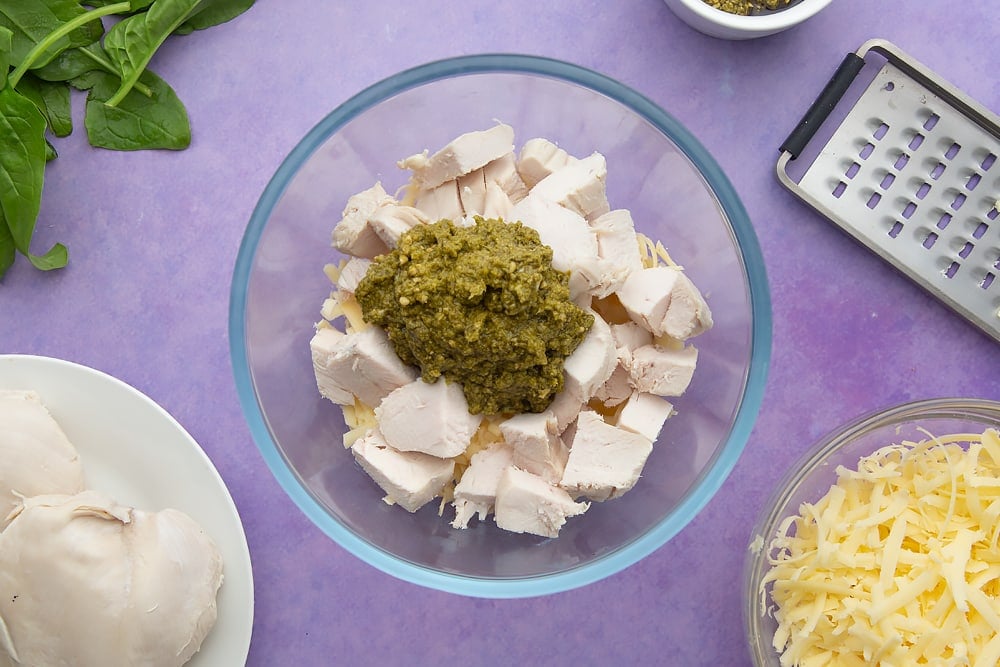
[229, 53, 772, 598]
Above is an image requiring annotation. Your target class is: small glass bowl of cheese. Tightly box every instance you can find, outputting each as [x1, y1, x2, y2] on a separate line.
[744, 398, 1000, 666]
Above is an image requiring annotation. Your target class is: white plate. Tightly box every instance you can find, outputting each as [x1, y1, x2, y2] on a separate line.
[0, 355, 254, 666]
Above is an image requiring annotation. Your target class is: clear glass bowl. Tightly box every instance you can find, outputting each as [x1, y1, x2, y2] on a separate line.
[744, 397, 1000, 664]
[230, 54, 771, 597]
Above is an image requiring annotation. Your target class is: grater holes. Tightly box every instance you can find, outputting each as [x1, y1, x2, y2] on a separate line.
[951, 192, 967, 210]
[845, 162, 861, 179]
[930, 162, 946, 180]
[873, 122, 890, 140]
[889, 221, 904, 238]
[860, 142, 876, 159]
[983, 273, 996, 291]
[909, 133, 925, 150]
[916, 182, 931, 199]
[867, 192, 882, 209]
[880, 173, 896, 190]
[983, 153, 997, 170]
[937, 212, 953, 229]
[945, 261, 960, 279]
[902, 202, 917, 219]
[966, 173, 981, 191]
[893, 153, 910, 170]
[989, 207, 999, 221]
[944, 142, 962, 160]
[923, 113, 940, 131]
[959, 241, 975, 259]
[923, 232, 939, 249]
[973, 222, 989, 239]
[832, 181, 847, 198]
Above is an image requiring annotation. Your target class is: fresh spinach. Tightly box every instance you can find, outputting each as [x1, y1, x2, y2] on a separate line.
[0, 0, 104, 70]
[16, 74, 73, 137]
[0, 0, 254, 280]
[104, 0, 203, 107]
[0, 86, 66, 272]
[84, 69, 189, 150]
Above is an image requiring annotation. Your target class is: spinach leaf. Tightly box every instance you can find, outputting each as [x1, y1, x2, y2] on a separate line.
[103, 0, 203, 106]
[0, 0, 104, 70]
[0, 86, 66, 277]
[178, 0, 254, 33]
[44, 139, 59, 161]
[15, 74, 73, 137]
[84, 68, 190, 150]
[0, 212, 14, 278]
[0, 26, 11, 88]
[33, 42, 105, 82]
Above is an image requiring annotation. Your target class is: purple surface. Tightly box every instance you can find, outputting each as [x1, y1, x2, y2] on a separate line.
[2, 2, 998, 665]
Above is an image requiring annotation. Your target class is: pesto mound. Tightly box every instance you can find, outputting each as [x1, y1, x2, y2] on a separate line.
[355, 217, 594, 415]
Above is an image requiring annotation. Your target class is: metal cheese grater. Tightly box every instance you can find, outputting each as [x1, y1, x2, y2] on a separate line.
[777, 38, 1000, 344]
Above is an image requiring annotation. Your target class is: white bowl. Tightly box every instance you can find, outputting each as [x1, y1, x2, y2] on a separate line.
[662, 0, 833, 39]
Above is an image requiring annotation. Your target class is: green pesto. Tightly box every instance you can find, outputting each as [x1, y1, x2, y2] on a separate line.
[355, 217, 594, 415]
[701, 0, 790, 15]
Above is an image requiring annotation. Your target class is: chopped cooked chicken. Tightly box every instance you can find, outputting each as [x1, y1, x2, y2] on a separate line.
[560, 410, 653, 502]
[616, 266, 713, 340]
[398, 124, 515, 191]
[335, 257, 371, 296]
[331, 183, 394, 258]
[494, 467, 589, 538]
[351, 429, 454, 512]
[0, 390, 85, 525]
[510, 193, 598, 275]
[627, 344, 698, 397]
[0, 491, 222, 667]
[616, 392, 674, 442]
[414, 180, 464, 222]
[451, 444, 514, 529]
[530, 153, 610, 221]
[369, 204, 429, 248]
[499, 411, 569, 484]
[310, 327, 417, 407]
[482, 152, 529, 203]
[562, 311, 616, 404]
[375, 378, 483, 458]
[516, 137, 578, 189]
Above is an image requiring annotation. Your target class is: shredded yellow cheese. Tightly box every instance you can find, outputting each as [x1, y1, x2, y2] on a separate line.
[636, 231, 679, 269]
[761, 428, 1000, 666]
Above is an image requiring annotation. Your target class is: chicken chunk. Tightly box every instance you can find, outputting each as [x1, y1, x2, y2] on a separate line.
[616, 392, 674, 442]
[627, 344, 698, 397]
[414, 180, 464, 222]
[331, 183, 393, 258]
[560, 410, 653, 502]
[369, 204, 429, 248]
[499, 411, 568, 484]
[591, 209, 643, 288]
[0, 391, 85, 524]
[310, 327, 417, 407]
[483, 152, 529, 203]
[516, 137, 578, 189]
[511, 193, 598, 272]
[351, 429, 454, 512]
[592, 363, 633, 408]
[530, 153, 610, 221]
[398, 124, 515, 191]
[451, 444, 514, 529]
[562, 312, 616, 404]
[616, 266, 713, 340]
[335, 257, 371, 295]
[494, 467, 589, 538]
[375, 378, 483, 459]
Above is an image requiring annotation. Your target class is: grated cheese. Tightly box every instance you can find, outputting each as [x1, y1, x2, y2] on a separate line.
[761, 428, 1000, 666]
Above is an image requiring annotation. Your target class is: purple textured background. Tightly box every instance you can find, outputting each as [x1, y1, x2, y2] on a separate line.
[2, 2, 999, 665]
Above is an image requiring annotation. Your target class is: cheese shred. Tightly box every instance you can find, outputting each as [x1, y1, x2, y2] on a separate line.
[761, 428, 1000, 666]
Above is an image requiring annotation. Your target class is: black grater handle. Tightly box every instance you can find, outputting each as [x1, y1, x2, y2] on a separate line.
[780, 53, 865, 159]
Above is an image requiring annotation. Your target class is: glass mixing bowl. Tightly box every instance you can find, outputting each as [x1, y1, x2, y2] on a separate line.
[230, 54, 771, 597]
[744, 397, 1000, 664]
